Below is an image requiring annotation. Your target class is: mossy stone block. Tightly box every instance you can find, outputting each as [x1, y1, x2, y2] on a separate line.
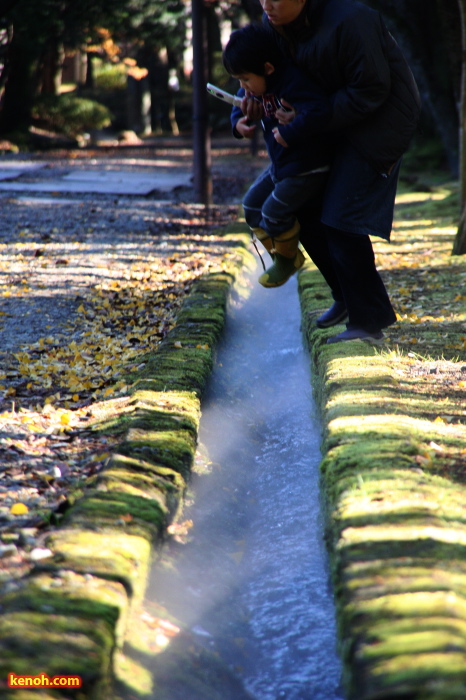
[43, 530, 151, 599]
[0, 611, 113, 698]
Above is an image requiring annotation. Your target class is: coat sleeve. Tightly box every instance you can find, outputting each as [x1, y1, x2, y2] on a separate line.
[273, 72, 333, 147]
[276, 92, 332, 147]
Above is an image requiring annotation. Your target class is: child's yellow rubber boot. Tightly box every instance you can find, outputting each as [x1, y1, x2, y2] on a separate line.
[258, 220, 305, 287]
[251, 226, 275, 260]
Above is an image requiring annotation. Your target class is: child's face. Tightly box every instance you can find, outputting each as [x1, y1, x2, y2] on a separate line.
[234, 72, 268, 97]
[233, 62, 275, 96]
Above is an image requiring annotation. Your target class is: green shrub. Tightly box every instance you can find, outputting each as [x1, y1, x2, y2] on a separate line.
[33, 94, 112, 137]
[94, 61, 127, 91]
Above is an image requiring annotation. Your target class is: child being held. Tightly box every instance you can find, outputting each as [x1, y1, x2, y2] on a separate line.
[223, 24, 333, 287]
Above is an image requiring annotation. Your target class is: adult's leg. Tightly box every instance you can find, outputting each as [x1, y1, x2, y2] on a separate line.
[302, 143, 400, 333]
[297, 208, 396, 331]
[325, 226, 396, 332]
[296, 203, 344, 301]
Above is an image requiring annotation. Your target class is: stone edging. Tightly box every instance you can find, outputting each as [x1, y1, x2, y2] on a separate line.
[0, 225, 254, 699]
[298, 264, 466, 700]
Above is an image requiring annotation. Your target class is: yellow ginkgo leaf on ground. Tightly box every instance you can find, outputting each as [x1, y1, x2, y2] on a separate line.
[91, 452, 110, 463]
[10, 503, 29, 515]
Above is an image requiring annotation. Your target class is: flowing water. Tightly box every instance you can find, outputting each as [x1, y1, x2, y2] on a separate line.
[127, 269, 344, 699]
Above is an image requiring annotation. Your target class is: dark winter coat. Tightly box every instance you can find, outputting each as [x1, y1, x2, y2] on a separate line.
[266, 0, 421, 174]
[231, 61, 333, 180]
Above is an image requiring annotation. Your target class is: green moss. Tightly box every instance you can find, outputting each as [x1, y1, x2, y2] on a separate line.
[62, 491, 167, 540]
[118, 428, 197, 479]
[44, 530, 151, 599]
[89, 390, 201, 438]
[0, 611, 113, 694]
[2, 573, 125, 631]
[107, 454, 186, 493]
[94, 466, 182, 520]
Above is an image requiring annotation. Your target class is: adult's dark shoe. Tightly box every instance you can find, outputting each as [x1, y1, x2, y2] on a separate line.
[326, 328, 384, 345]
[316, 301, 348, 328]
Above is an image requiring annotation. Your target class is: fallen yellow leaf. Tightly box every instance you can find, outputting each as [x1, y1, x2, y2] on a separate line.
[10, 503, 29, 515]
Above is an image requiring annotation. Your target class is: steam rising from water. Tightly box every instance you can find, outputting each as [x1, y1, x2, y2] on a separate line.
[144, 269, 344, 699]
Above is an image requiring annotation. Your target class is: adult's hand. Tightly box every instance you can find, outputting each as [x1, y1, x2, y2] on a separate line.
[235, 116, 257, 139]
[275, 98, 296, 125]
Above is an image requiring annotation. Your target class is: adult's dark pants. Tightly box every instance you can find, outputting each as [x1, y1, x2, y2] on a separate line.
[297, 207, 397, 333]
[296, 143, 398, 333]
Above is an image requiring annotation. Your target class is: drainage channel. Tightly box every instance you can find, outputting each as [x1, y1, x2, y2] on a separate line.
[117, 270, 344, 700]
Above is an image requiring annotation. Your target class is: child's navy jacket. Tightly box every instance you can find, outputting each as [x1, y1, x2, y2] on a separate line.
[231, 61, 334, 180]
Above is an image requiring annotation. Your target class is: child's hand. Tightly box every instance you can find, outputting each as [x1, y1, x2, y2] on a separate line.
[236, 116, 257, 139]
[241, 92, 263, 121]
[275, 99, 296, 125]
[273, 127, 288, 147]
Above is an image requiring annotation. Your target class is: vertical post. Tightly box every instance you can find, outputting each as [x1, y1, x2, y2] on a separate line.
[191, 0, 212, 206]
[452, 0, 466, 254]
[458, 0, 466, 210]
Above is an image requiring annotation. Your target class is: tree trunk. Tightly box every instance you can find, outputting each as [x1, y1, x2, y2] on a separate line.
[452, 0, 466, 254]
[453, 205, 466, 255]
[191, 0, 212, 206]
[0, 28, 41, 133]
[40, 40, 64, 95]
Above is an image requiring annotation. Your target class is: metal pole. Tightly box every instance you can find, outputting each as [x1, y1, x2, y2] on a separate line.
[191, 0, 212, 206]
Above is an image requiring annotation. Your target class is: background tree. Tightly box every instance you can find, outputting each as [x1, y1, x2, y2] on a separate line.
[0, 0, 187, 135]
[364, 0, 466, 257]
[365, 0, 460, 175]
[0, 0, 121, 132]
[452, 0, 466, 254]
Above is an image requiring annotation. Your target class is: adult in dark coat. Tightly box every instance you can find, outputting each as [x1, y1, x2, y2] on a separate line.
[238, 0, 421, 343]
